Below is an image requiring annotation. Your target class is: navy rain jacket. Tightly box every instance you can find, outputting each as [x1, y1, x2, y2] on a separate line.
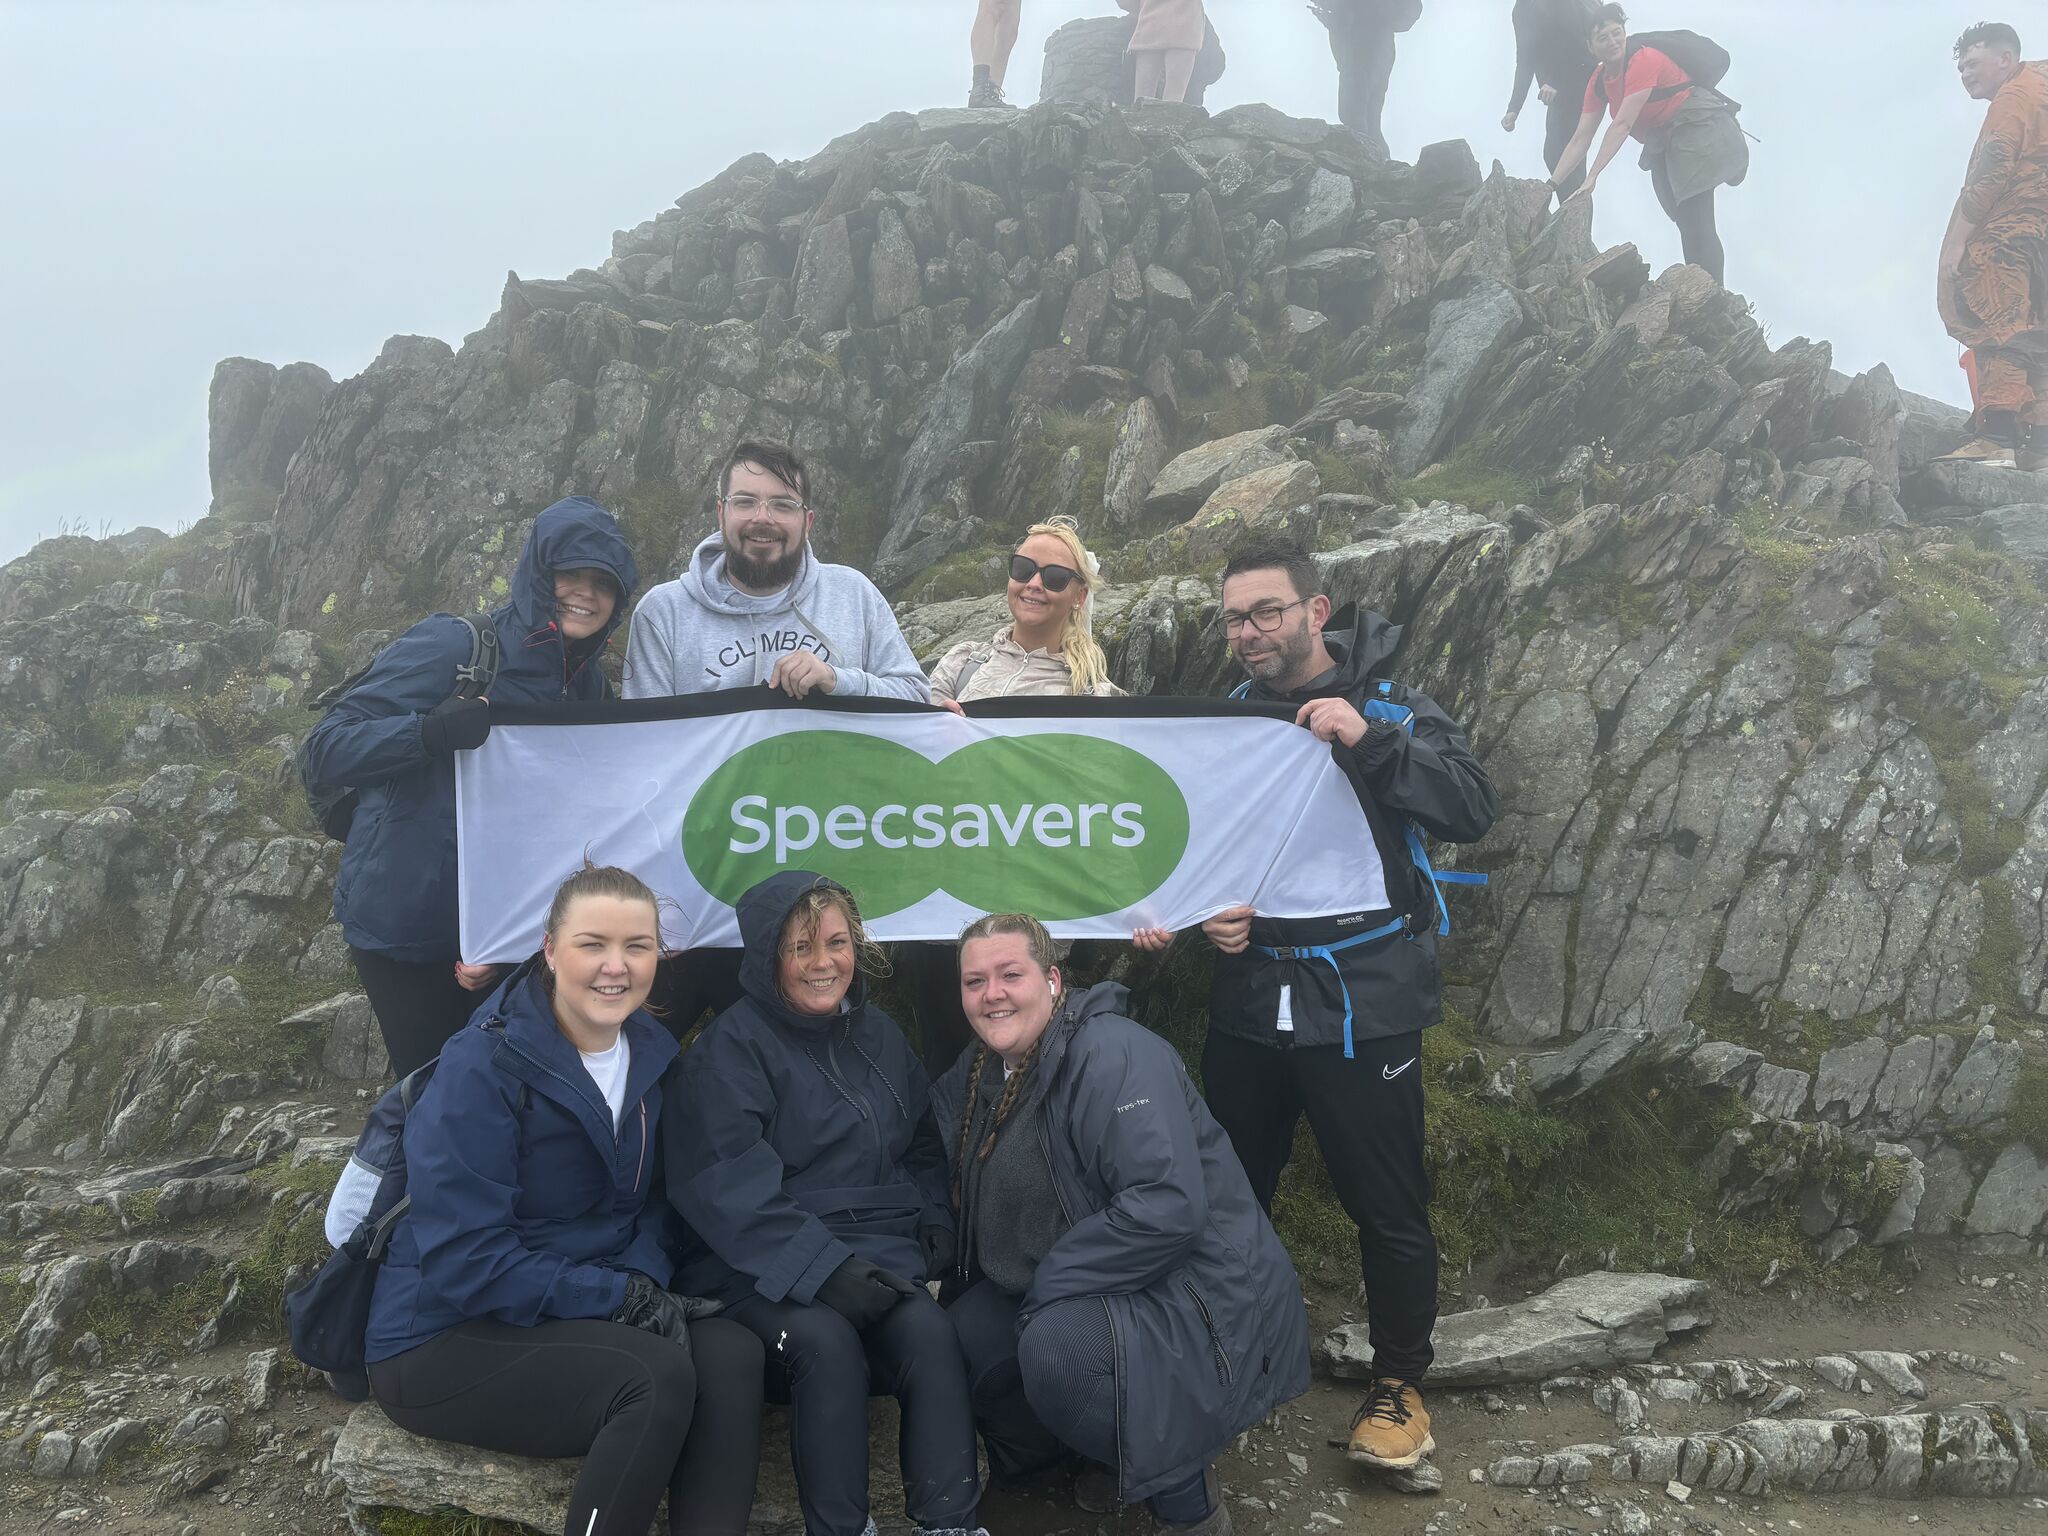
[932, 983, 1312, 1503]
[298, 496, 639, 962]
[363, 958, 680, 1363]
[1215, 603, 1499, 1050]
[663, 871, 953, 1306]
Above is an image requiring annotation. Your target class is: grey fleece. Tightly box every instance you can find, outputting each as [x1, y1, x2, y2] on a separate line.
[958, 1052, 1069, 1297]
[622, 533, 930, 701]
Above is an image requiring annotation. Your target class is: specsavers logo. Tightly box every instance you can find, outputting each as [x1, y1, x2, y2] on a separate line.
[684, 731, 1191, 919]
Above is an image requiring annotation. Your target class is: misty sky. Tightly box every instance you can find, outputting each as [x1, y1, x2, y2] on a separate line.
[0, 0, 2008, 564]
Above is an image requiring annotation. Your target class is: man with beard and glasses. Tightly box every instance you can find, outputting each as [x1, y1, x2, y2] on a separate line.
[624, 440, 929, 1034]
[1135, 536, 1496, 1479]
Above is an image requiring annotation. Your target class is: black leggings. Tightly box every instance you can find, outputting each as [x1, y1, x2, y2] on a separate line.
[351, 946, 479, 1079]
[1650, 158, 1724, 283]
[1543, 87, 1585, 201]
[368, 1317, 763, 1536]
[946, 1280, 1214, 1524]
[726, 1289, 980, 1536]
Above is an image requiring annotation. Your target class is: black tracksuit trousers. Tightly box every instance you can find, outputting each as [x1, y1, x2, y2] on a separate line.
[725, 1289, 981, 1536]
[350, 947, 479, 1080]
[367, 1316, 764, 1536]
[1544, 86, 1586, 200]
[1202, 1028, 1438, 1383]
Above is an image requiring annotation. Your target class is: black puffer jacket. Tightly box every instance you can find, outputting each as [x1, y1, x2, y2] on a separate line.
[663, 872, 952, 1305]
[1216, 603, 1499, 1050]
[933, 983, 1312, 1503]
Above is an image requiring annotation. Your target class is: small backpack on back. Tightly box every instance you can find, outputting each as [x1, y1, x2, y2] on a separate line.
[1592, 30, 1737, 110]
[294, 615, 500, 842]
[286, 1018, 521, 1399]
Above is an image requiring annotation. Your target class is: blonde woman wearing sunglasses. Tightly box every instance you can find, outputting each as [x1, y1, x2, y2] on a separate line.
[912, 518, 1123, 1078]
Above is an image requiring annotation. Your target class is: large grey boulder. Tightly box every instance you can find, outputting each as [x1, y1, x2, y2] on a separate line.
[1393, 280, 1523, 474]
[1977, 502, 2048, 555]
[1102, 396, 1170, 526]
[206, 357, 334, 517]
[1326, 1271, 1711, 1386]
[1961, 1144, 2048, 1249]
[1143, 426, 1293, 519]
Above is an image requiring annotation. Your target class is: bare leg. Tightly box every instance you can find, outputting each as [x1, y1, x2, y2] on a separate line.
[971, 0, 1023, 85]
[1158, 45, 1197, 103]
[1132, 48, 1165, 101]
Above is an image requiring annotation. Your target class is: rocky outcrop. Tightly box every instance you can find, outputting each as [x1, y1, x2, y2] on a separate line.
[207, 357, 333, 519]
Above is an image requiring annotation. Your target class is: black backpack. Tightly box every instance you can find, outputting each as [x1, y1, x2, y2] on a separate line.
[286, 1018, 524, 1399]
[1592, 30, 1736, 108]
[294, 615, 500, 842]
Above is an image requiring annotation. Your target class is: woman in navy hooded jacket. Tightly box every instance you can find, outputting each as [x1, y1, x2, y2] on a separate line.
[363, 863, 763, 1536]
[664, 872, 987, 1536]
[299, 495, 638, 1077]
[934, 913, 1312, 1536]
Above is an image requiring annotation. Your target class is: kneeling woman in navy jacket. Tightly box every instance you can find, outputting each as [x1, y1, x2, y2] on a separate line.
[935, 914, 1313, 1536]
[363, 865, 763, 1536]
[665, 872, 985, 1536]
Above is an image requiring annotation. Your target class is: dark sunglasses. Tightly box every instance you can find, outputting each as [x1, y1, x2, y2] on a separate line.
[1009, 554, 1081, 593]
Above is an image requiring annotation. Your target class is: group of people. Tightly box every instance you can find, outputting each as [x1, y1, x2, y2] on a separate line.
[303, 439, 1500, 1535]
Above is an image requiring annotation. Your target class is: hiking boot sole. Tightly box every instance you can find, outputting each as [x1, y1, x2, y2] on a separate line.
[1346, 1431, 1437, 1470]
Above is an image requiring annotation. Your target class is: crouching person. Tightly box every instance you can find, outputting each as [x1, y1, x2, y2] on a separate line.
[663, 873, 987, 1536]
[362, 864, 763, 1536]
[935, 915, 1312, 1535]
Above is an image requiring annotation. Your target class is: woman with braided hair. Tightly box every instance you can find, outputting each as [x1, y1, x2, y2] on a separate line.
[932, 915, 1312, 1536]
[662, 872, 987, 1536]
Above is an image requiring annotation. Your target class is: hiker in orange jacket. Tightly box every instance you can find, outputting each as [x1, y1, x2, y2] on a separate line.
[1937, 21, 2048, 470]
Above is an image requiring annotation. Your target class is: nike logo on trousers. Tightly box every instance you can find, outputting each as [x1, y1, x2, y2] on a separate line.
[1382, 1058, 1417, 1080]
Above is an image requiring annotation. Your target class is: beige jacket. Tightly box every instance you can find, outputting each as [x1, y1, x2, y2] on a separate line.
[927, 627, 1125, 702]
[1119, 0, 1207, 53]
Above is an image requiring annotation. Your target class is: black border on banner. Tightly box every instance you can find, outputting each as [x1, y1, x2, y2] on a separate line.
[485, 692, 1300, 727]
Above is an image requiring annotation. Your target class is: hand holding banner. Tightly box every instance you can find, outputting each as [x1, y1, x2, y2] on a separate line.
[455, 694, 1388, 961]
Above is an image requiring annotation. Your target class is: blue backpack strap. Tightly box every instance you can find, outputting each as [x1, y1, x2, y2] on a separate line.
[1229, 680, 1253, 701]
[1254, 918, 1406, 1060]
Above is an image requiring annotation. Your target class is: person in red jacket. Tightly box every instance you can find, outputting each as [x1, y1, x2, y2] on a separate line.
[1547, 4, 1748, 284]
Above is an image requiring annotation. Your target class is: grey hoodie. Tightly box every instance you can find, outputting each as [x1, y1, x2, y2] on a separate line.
[622, 533, 929, 701]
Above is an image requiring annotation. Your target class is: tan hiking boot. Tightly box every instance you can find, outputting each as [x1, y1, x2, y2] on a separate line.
[1933, 436, 2018, 468]
[1346, 1377, 1436, 1469]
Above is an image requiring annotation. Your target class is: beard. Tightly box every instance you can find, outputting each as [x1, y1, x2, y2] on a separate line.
[722, 530, 807, 591]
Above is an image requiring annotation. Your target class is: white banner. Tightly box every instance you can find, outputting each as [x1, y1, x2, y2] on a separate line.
[454, 698, 1387, 960]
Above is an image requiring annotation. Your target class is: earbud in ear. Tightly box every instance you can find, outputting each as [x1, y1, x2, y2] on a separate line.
[1048, 980, 1057, 996]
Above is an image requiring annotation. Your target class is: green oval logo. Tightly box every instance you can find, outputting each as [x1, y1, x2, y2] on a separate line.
[683, 730, 1190, 920]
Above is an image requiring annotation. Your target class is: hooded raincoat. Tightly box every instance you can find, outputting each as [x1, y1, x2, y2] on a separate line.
[362, 959, 680, 1363]
[1217, 603, 1498, 1051]
[299, 496, 639, 962]
[932, 983, 1312, 1503]
[663, 872, 953, 1306]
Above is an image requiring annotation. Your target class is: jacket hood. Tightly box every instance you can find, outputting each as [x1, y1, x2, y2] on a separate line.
[1249, 601, 1401, 701]
[1033, 979, 1132, 1078]
[678, 531, 819, 617]
[734, 869, 868, 1028]
[509, 496, 641, 650]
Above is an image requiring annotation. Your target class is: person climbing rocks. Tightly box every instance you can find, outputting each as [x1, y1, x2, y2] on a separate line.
[1936, 21, 2048, 470]
[1116, 0, 1209, 104]
[1547, 4, 1748, 285]
[1310, 0, 1423, 160]
[969, 0, 1022, 108]
[1134, 537, 1499, 1477]
[1502, 0, 1600, 202]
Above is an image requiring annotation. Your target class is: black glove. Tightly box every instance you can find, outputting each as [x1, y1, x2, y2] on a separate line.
[420, 695, 491, 756]
[611, 1272, 718, 1346]
[813, 1256, 919, 1331]
[920, 1224, 957, 1279]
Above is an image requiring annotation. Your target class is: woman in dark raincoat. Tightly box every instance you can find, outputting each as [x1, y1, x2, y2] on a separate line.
[933, 914, 1312, 1536]
[662, 872, 986, 1536]
[299, 495, 638, 1076]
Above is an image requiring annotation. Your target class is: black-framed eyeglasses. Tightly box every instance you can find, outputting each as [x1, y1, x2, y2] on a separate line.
[721, 493, 808, 517]
[1009, 554, 1081, 593]
[1220, 598, 1309, 636]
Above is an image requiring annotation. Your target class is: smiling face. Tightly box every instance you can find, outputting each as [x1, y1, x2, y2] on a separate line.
[543, 893, 659, 1044]
[718, 458, 814, 595]
[1959, 43, 2016, 101]
[960, 932, 1061, 1067]
[552, 567, 617, 642]
[1221, 566, 1326, 690]
[777, 901, 855, 1016]
[1006, 531, 1087, 640]
[1590, 20, 1626, 65]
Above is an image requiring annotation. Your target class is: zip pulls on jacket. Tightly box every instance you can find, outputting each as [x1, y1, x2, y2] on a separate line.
[524, 621, 610, 695]
[803, 1019, 906, 1175]
[496, 1031, 650, 1194]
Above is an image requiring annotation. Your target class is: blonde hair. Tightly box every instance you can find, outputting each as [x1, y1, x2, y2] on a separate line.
[778, 880, 892, 984]
[1019, 516, 1111, 696]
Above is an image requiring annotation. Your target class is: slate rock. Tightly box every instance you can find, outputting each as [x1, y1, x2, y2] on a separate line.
[1977, 502, 2048, 556]
[1144, 427, 1293, 519]
[1141, 263, 1196, 321]
[165, 1406, 231, 1454]
[1103, 397, 1170, 527]
[1327, 1271, 1711, 1386]
[1290, 169, 1357, 253]
[1962, 1145, 2048, 1245]
[1393, 280, 1523, 475]
[1811, 1037, 1890, 1124]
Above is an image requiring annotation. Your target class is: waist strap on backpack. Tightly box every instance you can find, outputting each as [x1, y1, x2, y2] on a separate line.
[1255, 918, 1408, 1060]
